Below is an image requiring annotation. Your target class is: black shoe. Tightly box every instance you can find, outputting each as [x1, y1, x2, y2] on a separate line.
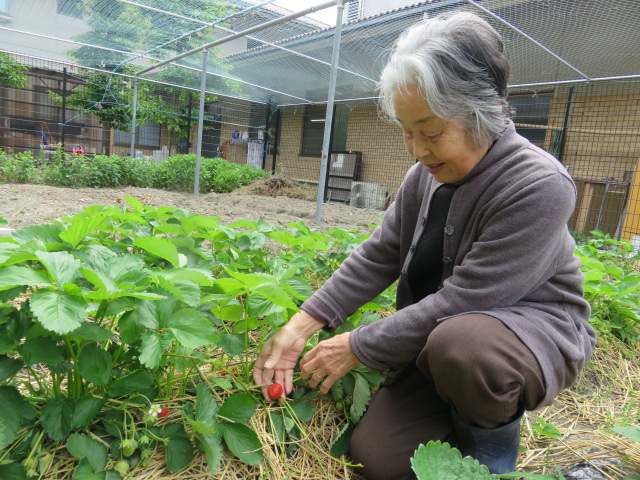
[451, 405, 524, 475]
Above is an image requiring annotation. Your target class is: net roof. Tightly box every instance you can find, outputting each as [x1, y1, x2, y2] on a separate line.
[2, 0, 640, 106]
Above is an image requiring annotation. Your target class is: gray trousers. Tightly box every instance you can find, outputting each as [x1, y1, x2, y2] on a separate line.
[349, 314, 546, 480]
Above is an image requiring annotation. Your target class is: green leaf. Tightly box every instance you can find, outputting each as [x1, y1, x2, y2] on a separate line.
[107, 370, 155, 398]
[72, 395, 106, 428]
[72, 457, 106, 480]
[11, 224, 63, 245]
[0, 462, 27, 480]
[59, 214, 106, 248]
[30, 289, 87, 334]
[212, 278, 247, 296]
[195, 383, 218, 426]
[350, 374, 371, 423]
[219, 393, 257, 424]
[35, 250, 81, 288]
[18, 336, 65, 367]
[612, 426, 640, 442]
[158, 277, 200, 307]
[67, 433, 109, 470]
[218, 333, 245, 355]
[139, 331, 163, 369]
[166, 268, 213, 286]
[222, 422, 263, 466]
[134, 236, 180, 268]
[531, 416, 562, 440]
[80, 267, 117, 293]
[165, 435, 194, 473]
[288, 400, 315, 423]
[41, 397, 76, 441]
[0, 355, 23, 382]
[0, 265, 52, 291]
[195, 433, 223, 475]
[0, 386, 25, 449]
[68, 322, 114, 342]
[247, 292, 284, 317]
[167, 308, 220, 349]
[78, 344, 113, 387]
[411, 441, 494, 480]
[253, 283, 297, 309]
[330, 423, 353, 457]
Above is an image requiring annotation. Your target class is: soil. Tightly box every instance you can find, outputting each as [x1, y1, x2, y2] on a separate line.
[0, 183, 383, 232]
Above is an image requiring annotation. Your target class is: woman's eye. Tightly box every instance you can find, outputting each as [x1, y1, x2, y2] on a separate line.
[423, 131, 442, 139]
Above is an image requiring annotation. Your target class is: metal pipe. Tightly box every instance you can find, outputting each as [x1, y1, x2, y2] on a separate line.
[61, 67, 67, 150]
[194, 49, 208, 196]
[137, 0, 338, 75]
[315, 1, 346, 223]
[557, 86, 574, 164]
[130, 80, 138, 158]
[465, 0, 591, 81]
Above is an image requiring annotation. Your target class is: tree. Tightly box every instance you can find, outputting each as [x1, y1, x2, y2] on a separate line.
[0, 52, 30, 88]
[58, 0, 241, 135]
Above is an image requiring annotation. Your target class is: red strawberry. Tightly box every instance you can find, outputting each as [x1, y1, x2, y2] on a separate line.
[267, 383, 283, 400]
[158, 408, 171, 418]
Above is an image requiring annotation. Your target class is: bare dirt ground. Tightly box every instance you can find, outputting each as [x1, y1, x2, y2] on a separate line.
[0, 183, 383, 232]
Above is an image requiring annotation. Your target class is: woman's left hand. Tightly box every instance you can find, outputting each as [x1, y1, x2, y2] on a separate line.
[299, 332, 361, 394]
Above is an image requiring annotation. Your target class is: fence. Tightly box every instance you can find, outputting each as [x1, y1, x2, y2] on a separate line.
[2, 53, 640, 244]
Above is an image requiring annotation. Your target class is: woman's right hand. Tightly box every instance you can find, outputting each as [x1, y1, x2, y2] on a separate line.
[252, 311, 324, 400]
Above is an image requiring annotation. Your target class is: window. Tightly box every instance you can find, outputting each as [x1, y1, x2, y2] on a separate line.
[301, 104, 348, 156]
[115, 121, 161, 148]
[57, 0, 82, 18]
[0, 0, 8, 13]
[509, 94, 553, 146]
[347, 0, 360, 22]
[301, 105, 326, 156]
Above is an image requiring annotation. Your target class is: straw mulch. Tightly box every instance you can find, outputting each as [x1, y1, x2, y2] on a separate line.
[40, 339, 638, 479]
[519, 339, 640, 479]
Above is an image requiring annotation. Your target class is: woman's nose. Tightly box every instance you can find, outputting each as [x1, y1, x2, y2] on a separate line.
[412, 137, 431, 158]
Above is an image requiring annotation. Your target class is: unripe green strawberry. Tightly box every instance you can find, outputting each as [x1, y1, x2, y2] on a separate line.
[114, 459, 129, 477]
[267, 382, 283, 400]
[121, 438, 138, 457]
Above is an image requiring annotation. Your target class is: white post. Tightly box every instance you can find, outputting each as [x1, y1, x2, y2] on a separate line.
[194, 49, 208, 196]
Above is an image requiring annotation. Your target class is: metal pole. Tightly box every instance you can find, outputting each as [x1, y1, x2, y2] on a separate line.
[194, 49, 208, 196]
[185, 91, 193, 153]
[315, 1, 346, 223]
[61, 67, 67, 150]
[557, 86, 574, 164]
[130, 80, 138, 158]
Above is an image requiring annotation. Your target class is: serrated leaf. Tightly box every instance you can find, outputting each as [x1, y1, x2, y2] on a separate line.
[72, 396, 106, 428]
[222, 422, 263, 466]
[0, 462, 27, 480]
[35, 250, 81, 288]
[67, 433, 109, 470]
[349, 374, 371, 423]
[186, 418, 217, 435]
[11, 224, 63, 245]
[18, 336, 65, 367]
[0, 355, 23, 382]
[165, 435, 194, 473]
[253, 283, 297, 309]
[68, 322, 114, 342]
[158, 277, 200, 307]
[330, 423, 353, 457]
[0, 265, 52, 291]
[107, 370, 155, 398]
[72, 457, 106, 480]
[42, 397, 76, 441]
[218, 333, 245, 355]
[167, 309, 219, 349]
[196, 433, 223, 475]
[30, 289, 87, 334]
[139, 331, 163, 369]
[3, 238, 45, 266]
[411, 441, 494, 480]
[78, 344, 112, 386]
[212, 278, 247, 296]
[134, 236, 180, 268]
[288, 400, 315, 423]
[195, 383, 218, 426]
[219, 393, 257, 424]
[59, 214, 106, 248]
[0, 386, 25, 449]
[247, 292, 284, 317]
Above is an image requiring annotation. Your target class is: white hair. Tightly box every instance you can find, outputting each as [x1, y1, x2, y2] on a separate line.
[378, 11, 512, 147]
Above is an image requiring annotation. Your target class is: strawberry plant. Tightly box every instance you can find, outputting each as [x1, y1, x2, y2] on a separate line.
[0, 198, 383, 478]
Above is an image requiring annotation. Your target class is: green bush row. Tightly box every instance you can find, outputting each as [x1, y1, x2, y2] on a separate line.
[0, 150, 269, 193]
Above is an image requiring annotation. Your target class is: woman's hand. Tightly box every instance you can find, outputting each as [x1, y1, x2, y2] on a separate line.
[253, 311, 324, 400]
[300, 332, 361, 394]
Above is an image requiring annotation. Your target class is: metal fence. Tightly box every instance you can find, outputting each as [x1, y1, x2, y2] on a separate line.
[2, 52, 640, 245]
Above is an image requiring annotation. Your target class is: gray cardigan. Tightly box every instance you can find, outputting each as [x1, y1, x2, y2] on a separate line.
[301, 122, 596, 407]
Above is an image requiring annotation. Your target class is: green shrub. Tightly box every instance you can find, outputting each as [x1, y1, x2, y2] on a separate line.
[576, 231, 640, 344]
[0, 149, 37, 183]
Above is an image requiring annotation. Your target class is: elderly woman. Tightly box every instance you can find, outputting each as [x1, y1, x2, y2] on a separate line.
[253, 10, 596, 479]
